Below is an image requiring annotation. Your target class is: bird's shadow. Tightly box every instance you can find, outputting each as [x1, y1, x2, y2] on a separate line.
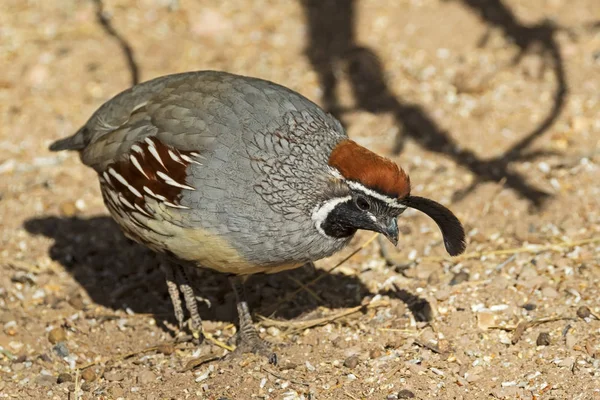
[24, 216, 432, 331]
[301, 0, 570, 209]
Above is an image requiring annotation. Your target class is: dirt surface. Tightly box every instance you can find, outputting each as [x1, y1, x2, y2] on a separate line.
[1, 0, 600, 399]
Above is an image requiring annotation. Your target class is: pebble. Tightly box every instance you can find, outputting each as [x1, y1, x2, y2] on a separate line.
[53, 342, 69, 358]
[449, 271, 469, 286]
[59, 201, 78, 217]
[156, 344, 175, 355]
[110, 385, 125, 397]
[104, 370, 125, 382]
[35, 374, 56, 387]
[559, 357, 575, 369]
[565, 333, 577, 349]
[397, 389, 415, 398]
[343, 355, 359, 369]
[137, 370, 156, 384]
[67, 294, 86, 310]
[577, 306, 591, 319]
[477, 312, 496, 330]
[48, 327, 67, 344]
[522, 303, 537, 311]
[81, 368, 97, 382]
[536, 332, 551, 346]
[369, 348, 382, 359]
[57, 373, 73, 384]
[267, 327, 280, 337]
[541, 286, 559, 299]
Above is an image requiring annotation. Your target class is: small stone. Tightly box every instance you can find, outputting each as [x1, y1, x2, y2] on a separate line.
[541, 286, 559, 299]
[137, 370, 156, 385]
[59, 201, 77, 217]
[343, 355, 359, 369]
[57, 373, 73, 384]
[397, 389, 415, 398]
[67, 294, 86, 310]
[536, 332, 551, 346]
[81, 382, 91, 391]
[53, 342, 69, 358]
[156, 344, 174, 355]
[577, 306, 591, 319]
[449, 271, 469, 286]
[477, 312, 496, 330]
[369, 348, 382, 359]
[35, 374, 56, 387]
[110, 385, 125, 397]
[81, 368, 96, 382]
[266, 327, 280, 337]
[48, 327, 67, 344]
[103, 370, 125, 382]
[522, 303, 537, 311]
[559, 357, 575, 369]
[565, 333, 577, 349]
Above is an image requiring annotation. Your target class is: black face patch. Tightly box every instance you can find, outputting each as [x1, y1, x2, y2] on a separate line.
[321, 192, 404, 239]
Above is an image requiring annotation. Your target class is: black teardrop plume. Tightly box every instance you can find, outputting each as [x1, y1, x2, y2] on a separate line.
[403, 196, 466, 256]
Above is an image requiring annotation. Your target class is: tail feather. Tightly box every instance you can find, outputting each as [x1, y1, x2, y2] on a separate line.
[49, 127, 88, 151]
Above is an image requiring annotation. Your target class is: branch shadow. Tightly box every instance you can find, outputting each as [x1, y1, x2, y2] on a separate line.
[301, 0, 569, 208]
[24, 216, 428, 329]
[92, 0, 140, 86]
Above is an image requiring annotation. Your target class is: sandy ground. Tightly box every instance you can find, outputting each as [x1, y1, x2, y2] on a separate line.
[1, 0, 600, 399]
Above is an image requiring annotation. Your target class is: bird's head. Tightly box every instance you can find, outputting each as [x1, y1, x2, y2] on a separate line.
[313, 139, 466, 256]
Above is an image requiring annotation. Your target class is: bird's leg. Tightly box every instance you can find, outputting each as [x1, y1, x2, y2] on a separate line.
[161, 262, 185, 329]
[160, 261, 203, 342]
[229, 275, 277, 365]
[175, 264, 203, 341]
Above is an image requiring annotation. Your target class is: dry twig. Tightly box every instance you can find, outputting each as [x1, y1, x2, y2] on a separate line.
[179, 355, 220, 373]
[421, 237, 600, 263]
[488, 315, 575, 344]
[262, 366, 309, 386]
[203, 332, 235, 352]
[269, 233, 379, 313]
[413, 339, 444, 354]
[259, 300, 389, 332]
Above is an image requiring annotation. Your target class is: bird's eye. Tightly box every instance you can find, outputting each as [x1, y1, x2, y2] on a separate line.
[355, 196, 370, 211]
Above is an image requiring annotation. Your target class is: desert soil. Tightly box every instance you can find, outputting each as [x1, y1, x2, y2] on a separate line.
[1, 0, 600, 399]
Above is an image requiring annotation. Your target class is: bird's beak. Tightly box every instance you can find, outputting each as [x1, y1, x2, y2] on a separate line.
[380, 217, 399, 246]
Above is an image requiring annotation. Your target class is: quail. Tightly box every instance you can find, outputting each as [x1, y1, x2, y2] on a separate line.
[49, 71, 466, 361]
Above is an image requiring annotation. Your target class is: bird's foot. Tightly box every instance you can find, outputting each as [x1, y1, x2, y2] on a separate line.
[228, 275, 277, 364]
[161, 261, 204, 344]
[231, 328, 277, 365]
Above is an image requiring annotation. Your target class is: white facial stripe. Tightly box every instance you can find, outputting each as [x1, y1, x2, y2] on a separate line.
[346, 181, 406, 209]
[311, 196, 352, 237]
[328, 167, 344, 180]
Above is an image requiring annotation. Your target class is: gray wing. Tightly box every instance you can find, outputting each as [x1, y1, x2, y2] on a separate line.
[49, 71, 341, 173]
